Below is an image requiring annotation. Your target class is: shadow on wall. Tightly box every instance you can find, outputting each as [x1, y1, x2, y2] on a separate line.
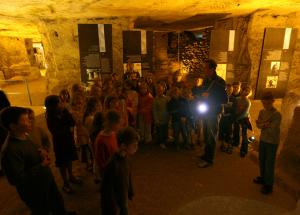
[280, 92, 300, 142]
[278, 106, 300, 182]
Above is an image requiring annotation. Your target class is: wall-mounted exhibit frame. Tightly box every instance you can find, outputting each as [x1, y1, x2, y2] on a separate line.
[209, 29, 239, 82]
[255, 28, 297, 99]
[78, 24, 113, 84]
[123, 30, 153, 76]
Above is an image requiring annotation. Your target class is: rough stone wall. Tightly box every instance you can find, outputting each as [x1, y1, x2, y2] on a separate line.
[37, 17, 134, 94]
[153, 32, 173, 79]
[0, 36, 31, 79]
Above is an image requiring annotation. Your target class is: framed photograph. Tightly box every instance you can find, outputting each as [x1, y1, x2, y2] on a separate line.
[270, 61, 280, 75]
[265, 76, 278, 88]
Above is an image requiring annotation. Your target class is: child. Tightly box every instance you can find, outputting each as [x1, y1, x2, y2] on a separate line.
[82, 98, 102, 171]
[137, 83, 153, 144]
[45, 95, 81, 194]
[153, 84, 169, 149]
[94, 110, 121, 177]
[90, 84, 102, 99]
[101, 126, 139, 215]
[105, 96, 128, 128]
[124, 80, 139, 128]
[70, 93, 93, 173]
[179, 87, 193, 149]
[254, 92, 281, 195]
[1, 107, 76, 214]
[83, 98, 102, 135]
[235, 85, 252, 157]
[90, 112, 105, 145]
[232, 81, 242, 147]
[90, 112, 105, 183]
[219, 84, 235, 154]
[167, 87, 189, 150]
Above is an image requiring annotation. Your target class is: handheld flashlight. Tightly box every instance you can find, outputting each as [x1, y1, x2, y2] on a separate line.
[197, 102, 208, 114]
[248, 135, 256, 143]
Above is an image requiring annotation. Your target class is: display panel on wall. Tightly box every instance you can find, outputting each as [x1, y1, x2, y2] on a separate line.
[255, 28, 297, 99]
[78, 24, 113, 83]
[209, 29, 239, 82]
[123, 30, 153, 76]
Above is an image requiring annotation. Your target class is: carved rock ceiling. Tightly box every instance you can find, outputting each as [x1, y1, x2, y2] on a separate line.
[0, 0, 300, 39]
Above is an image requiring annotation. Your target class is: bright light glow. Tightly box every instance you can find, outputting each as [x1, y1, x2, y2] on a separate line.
[283, 28, 292, 50]
[98, 24, 106, 52]
[141, 30, 147, 54]
[248, 135, 256, 142]
[197, 102, 208, 114]
[228, 30, 235, 51]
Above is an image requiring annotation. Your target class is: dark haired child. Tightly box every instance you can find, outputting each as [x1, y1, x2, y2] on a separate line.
[1, 107, 76, 215]
[167, 87, 189, 151]
[179, 88, 193, 150]
[101, 126, 139, 215]
[45, 95, 81, 194]
[254, 92, 281, 195]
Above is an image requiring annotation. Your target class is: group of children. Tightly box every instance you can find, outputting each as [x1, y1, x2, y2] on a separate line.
[218, 82, 252, 157]
[0, 70, 282, 214]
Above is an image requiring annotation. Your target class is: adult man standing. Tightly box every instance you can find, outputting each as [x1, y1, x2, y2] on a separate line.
[197, 59, 227, 168]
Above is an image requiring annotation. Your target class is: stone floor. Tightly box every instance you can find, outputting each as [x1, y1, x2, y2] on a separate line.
[0, 142, 297, 215]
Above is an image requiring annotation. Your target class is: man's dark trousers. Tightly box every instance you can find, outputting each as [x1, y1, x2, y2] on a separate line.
[202, 116, 219, 163]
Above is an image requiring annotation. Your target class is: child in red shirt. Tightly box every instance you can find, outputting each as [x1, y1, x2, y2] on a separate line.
[95, 110, 121, 176]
